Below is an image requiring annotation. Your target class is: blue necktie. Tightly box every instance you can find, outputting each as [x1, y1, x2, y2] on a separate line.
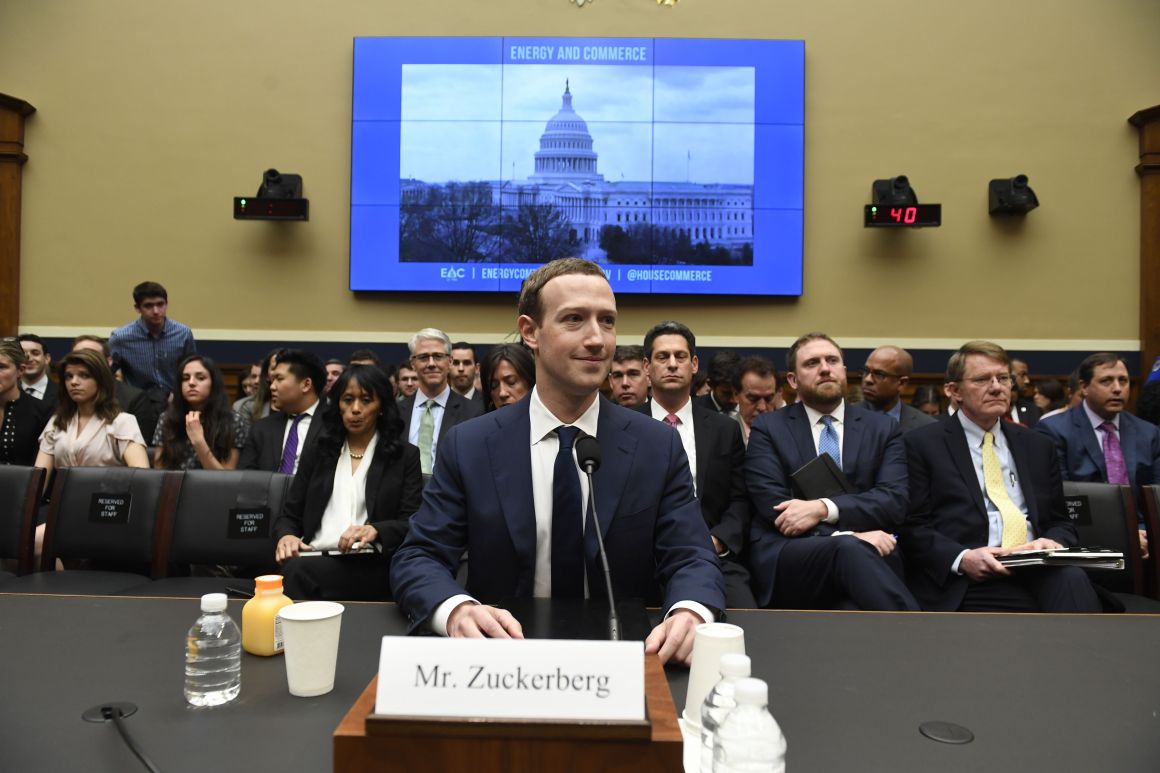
[819, 415, 841, 468]
[551, 426, 584, 598]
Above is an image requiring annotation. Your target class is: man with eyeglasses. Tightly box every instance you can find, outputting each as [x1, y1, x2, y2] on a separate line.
[859, 346, 935, 434]
[745, 333, 919, 611]
[732, 356, 780, 446]
[640, 321, 756, 608]
[399, 328, 483, 476]
[901, 341, 1100, 613]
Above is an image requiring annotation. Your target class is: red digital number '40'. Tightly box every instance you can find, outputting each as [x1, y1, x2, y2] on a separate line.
[890, 207, 918, 224]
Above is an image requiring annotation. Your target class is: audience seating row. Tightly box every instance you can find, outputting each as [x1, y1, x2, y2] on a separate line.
[0, 466, 289, 597]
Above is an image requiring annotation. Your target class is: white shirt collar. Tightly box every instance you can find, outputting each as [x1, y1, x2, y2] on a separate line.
[802, 399, 845, 428]
[957, 409, 1007, 449]
[1083, 400, 1119, 432]
[23, 373, 48, 395]
[529, 386, 600, 444]
[300, 398, 321, 418]
[649, 396, 693, 426]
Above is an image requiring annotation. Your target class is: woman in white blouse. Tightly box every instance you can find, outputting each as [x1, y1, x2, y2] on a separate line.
[273, 365, 421, 600]
[34, 348, 149, 554]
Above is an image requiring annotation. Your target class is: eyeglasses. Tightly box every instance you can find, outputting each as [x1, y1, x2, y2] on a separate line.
[861, 368, 903, 381]
[410, 353, 449, 364]
[962, 374, 1013, 388]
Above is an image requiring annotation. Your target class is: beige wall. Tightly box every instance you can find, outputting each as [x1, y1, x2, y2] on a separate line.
[2, 0, 1156, 347]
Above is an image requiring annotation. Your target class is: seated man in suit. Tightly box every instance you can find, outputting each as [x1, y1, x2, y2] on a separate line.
[449, 341, 484, 407]
[746, 333, 919, 611]
[860, 345, 936, 435]
[1009, 357, 1043, 427]
[693, 349, 741, 418]
[1035, 352, 1159, 558]
[903, 341, 1101, 612]
[608, 345, 649, 407]
[641, 320, 756, 608]
[239, 349, 326, 473]
[733, 356, 779, 446]
[17, 334, 58, 410]
[398, 328, 484, 476]
[391, 259, 725, 665]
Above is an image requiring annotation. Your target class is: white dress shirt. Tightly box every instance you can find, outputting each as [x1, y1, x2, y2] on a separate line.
[650, 398, 697, 494]
[310, 433, 378, 549]
[801, 400, 846, 525]
[432, 387, 714, 635]
[408, 385, 451, 458]
[280, 398, 320, 475]
[22, 374, 49, 400]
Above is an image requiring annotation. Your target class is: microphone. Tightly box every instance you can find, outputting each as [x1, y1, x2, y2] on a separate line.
[574, 432, 620, 642]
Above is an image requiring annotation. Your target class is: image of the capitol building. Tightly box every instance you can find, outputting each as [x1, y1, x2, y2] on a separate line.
[400, 81, 754, 264]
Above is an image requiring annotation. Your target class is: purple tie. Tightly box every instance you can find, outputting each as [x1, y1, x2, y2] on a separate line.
[1099, 421, 1129, 485]
[279, 414, 305, 474]
[664, 413, 680, 427]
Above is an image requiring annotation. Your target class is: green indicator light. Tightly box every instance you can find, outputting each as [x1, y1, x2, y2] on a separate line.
[870, 206, 877, 214]
[240, 199, 247, 206]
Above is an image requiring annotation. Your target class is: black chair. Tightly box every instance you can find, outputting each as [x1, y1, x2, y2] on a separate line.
[0, 467, 180, 595]
[1061, 481, 1160, 612]
[1140, 485, 1160, 599]
[129, 470, 290, 597]
[0, 466, 46, 579]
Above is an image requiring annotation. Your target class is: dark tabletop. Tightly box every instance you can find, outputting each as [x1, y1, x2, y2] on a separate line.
[0, 594, 1157, 772]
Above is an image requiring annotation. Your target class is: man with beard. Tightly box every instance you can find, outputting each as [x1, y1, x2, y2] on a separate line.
[860, 345, 935, 434]
[745, 333, 918, 611]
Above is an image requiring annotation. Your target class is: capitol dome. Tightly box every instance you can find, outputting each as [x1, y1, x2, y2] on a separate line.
[529, 81, 604, 183]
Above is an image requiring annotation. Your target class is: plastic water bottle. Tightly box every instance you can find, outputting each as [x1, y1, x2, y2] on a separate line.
[184, 593, 242, 707]
[712, 678, 786, 772]
[700, 653, 752, 772]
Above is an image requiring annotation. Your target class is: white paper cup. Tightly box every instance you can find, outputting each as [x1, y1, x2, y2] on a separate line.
[683, 622, 746, 728]
[277, 601, 345, 697]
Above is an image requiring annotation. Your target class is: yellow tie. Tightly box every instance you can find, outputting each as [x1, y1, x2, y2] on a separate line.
[982, 430, 1027, 548]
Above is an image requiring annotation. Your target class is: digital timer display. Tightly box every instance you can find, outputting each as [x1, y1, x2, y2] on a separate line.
[863, 204, 941, 228]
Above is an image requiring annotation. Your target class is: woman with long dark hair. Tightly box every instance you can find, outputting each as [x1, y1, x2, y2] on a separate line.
[479, 343, 535, 412]
[153, 354, 247, 470]
[273, 365, 422, 600]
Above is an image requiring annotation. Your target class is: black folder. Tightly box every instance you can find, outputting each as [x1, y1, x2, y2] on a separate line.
[790, 453, 854, 500]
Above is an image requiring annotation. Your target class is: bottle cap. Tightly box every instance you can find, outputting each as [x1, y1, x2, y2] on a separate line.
[719, 653, 751, 679]
[201, 593, 228, 613]
[733, 678, 768, 706]
[255, 575, 284, 592]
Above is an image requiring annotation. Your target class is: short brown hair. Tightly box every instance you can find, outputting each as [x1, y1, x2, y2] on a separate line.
[786, 332, 842, 372]
[946, 340, 1009, 383]
[1077, 352, 1129, 385]
[732, 356, 777, 391]
[72, 334, 111, 359]
[517, 258, 609, 324]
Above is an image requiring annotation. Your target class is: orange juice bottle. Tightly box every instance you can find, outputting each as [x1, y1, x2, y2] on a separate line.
[242, 575, 294, 656]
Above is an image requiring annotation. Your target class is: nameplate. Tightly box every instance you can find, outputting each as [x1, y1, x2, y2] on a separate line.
[375, 636, 645, 722]
[1064, 495, 1092, 525]
[89, 493, 132, 524]
[227, 507, 270, 539]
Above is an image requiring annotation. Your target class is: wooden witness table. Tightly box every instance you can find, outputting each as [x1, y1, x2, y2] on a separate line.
[0, 593, 1158, 772]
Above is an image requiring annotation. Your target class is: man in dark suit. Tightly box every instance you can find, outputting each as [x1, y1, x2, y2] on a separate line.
[693, 349, 740, 417]
[1010, 358, 1043, 427]
[17, 334, 58, 411]
[391, 259, 724, 665]
[239, 349, 326, 473]
[903, 341, 1100, 612]
[397, 329, 484, 476]
[449, 341, 485, 408]
[639, 321, 756, 608]
[1035, 352, 1160, 558]
[745, 333, 919, 611]
[860, 345, 936, 434]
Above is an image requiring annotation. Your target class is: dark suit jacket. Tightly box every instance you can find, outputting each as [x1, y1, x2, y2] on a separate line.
[1014, 396, 1042, 427]
[389, 395, 725, 630]
[398, 389, 483, 447]
[27, 380, 59, 413]
[239, 406, 326, 472]
[903, 416, 1078, 611]
[2, 392, 53, 466]
[899, 403, 937, 434]
[116, 381, 159, 443]
[274, 442, 423, 556]
[745, 402, 908, 606]
[693, 392, 733, 415]
[1035, 404, 1160, 505]
[636, 400, 750, 555]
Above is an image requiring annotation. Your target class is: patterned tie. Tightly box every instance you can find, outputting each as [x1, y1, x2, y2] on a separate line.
[278, 414, 304, 474]
[818, 415, 841, 467]
[418, 399, 435, 475]
[664, 413, 680, 427]
[1099, 421, 1129, 485]
[982, 431, 1028, 548]
[551, 426, 584, 598]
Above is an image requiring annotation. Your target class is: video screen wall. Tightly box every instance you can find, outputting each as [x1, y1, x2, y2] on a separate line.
[350, 37, 804, 295]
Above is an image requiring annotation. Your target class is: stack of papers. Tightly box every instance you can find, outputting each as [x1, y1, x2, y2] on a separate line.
[997, 547, 1124, 570]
